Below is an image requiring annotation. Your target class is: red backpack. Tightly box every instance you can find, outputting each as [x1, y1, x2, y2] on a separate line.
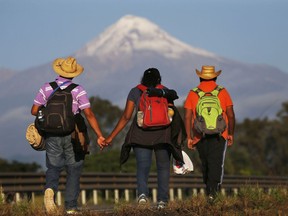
[136, 84, 171, 129]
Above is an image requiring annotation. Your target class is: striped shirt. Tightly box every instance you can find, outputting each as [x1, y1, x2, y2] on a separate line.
[33, 76, 91, 114]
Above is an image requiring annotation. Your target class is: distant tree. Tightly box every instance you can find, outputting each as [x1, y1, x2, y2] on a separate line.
[83, 149, 157, 173]
[225, 144, 253, 175]
[0, 158, 42, 172]
[86, 96, 130, 153]
[264, 102, 288, 175]
[230, 118, 271, 175]
[82, 96, 133, 171]
[228, 101, 288, 176]
[276, 101, 288, 124]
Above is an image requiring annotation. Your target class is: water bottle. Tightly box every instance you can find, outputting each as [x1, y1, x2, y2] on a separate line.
[38, 110, 45, 124]
[137, 111, 144, 127]
[168, 107, 174, 122]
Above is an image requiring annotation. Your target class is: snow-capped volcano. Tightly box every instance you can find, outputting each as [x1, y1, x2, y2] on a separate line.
[76, 15, 216, 60]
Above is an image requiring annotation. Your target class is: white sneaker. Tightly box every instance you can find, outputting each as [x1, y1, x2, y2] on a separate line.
[44, 188, 57, 213]
[157, 201, 166, 210]
[137, 194, 148, 205]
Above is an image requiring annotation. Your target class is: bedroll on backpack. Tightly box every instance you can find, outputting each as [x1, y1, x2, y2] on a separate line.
[35, 82, 78, 136]
[193, 85, 226, 136]
[137, 84, 171, 129]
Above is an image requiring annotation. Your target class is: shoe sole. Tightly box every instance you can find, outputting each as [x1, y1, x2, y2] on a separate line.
[44, 188, 57, 213]
[66, 210, 80, 215]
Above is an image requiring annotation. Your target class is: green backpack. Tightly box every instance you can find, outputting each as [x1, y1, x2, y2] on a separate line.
[192, 85, 226, 136]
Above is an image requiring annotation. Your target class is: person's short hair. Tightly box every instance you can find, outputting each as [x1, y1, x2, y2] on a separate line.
[141, 68, 161, 87]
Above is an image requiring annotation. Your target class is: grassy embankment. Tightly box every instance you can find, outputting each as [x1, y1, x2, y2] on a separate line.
[0, 187, 287, 216]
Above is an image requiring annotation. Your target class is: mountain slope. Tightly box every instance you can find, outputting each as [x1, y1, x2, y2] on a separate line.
[76, 15, 217, 60]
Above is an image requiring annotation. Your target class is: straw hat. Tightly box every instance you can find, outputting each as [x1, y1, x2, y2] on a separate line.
[25, 123, 45, 151]
[196, 66, 222, 80]
[53, 56, 84, 78]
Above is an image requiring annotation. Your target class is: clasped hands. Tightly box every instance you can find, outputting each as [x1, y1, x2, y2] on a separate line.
[97, 136, 113, 150]
[187, 137, 197, 150]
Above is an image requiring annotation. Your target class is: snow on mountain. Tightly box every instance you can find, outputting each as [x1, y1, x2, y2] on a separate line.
[76, 15, 217, 60]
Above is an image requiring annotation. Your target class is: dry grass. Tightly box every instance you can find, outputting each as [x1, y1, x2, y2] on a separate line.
[0, 187, 288, 216]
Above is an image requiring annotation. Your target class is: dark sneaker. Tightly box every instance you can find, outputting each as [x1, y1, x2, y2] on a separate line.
[137, 194, 148, 205]
[44, 188, 57, 214]
[157, 201, 166, 210]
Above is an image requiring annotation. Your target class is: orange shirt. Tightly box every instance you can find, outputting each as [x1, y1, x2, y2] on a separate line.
[184, 80, 233, 143]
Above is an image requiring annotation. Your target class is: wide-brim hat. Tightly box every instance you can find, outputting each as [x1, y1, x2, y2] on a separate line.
[53, 56, 84, 78]
[196, 65, 222, 80]
[25, 123, 45, 151]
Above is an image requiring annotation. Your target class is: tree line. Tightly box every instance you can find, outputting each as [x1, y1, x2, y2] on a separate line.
[1, 97, 287, 176]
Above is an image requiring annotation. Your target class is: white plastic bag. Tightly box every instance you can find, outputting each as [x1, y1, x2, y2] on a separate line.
[173, 150, 194, 175]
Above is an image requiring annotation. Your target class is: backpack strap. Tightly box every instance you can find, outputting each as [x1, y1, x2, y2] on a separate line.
[63, 83, 79, 93]
[48, 81, 78, 101]
[137, 84, 168, 101]
[48, 81, 70, 100]
[49, 81, 59, 90]
[192, 86, 224, 97]
[211, 85, 224, 96]
[137, 84, 166, 92]
[192, 87, 205, 98]
[155, 84, 165, 89]
[136, 84, 147, 92]
[49, 81, 78, 92]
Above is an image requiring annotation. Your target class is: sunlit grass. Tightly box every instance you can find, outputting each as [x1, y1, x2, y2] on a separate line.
[0, 187, 287, 216]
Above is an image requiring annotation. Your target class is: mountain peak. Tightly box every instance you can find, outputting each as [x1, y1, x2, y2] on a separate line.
[76, 15, 216, 60]
[113, 14, 159, 33]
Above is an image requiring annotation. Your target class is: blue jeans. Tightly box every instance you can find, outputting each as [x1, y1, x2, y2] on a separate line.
[133, 145, 171, 202]
[45, 135, 84, 209]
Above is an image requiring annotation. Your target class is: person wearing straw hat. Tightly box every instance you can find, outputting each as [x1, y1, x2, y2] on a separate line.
[184, 65, 235, 203]
[31, 56, 106, 214]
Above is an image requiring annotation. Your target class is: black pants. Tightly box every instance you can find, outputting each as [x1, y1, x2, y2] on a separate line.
[196, 135, 227, 196]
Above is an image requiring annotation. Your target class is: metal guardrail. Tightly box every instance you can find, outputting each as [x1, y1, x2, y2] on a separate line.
[1, 172, 287, 192]
[1, 172, 287, 204]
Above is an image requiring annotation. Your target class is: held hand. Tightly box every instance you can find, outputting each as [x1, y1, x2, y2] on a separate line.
[105, 136, 113, 146]
[187, 138, 196, 150]
[227, 135, 234, 147]
[97, 136, 106, 150]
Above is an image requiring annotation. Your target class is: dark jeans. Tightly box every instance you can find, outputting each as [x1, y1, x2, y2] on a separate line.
[133, 144, 171, 202]
[196, 135, 227, 196]
[45, 135, 84, 209]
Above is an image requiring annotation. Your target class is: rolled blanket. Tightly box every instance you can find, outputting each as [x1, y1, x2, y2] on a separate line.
[25, 123, 45, 151]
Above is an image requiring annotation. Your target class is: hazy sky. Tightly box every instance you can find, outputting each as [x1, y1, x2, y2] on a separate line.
[1, 0, 287, 73]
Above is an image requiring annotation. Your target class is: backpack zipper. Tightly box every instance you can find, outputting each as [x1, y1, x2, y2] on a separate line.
[148, 103, 152, 122]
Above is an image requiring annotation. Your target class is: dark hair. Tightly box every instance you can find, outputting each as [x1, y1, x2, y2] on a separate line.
[60, 76, 73, 80]
[141, 68, 161, 87]
[200, 77, 217, 82]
